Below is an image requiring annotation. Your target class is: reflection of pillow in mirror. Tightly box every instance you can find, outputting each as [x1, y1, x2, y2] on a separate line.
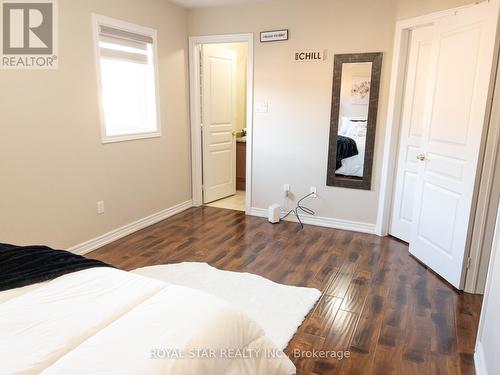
[357, 126, 367, 137]
[339, 117, 351, 136]
[355, 121, 367, 137]
[344, 123, 357, 138]
[345, 120, 367, 138]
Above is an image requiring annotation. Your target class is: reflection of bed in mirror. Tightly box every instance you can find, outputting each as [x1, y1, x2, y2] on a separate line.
[336, 116, 367, 178]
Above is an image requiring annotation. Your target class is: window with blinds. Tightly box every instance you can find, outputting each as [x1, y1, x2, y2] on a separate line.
[93, 16, 160, 142]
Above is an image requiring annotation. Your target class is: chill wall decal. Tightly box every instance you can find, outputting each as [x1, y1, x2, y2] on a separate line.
[293, 49, 327, 62]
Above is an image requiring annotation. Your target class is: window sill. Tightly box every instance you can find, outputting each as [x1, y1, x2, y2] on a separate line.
[101, 131, 161, 144]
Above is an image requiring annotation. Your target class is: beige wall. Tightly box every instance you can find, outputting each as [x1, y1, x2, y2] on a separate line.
[234, 44, 248, 132]
[219, 43, 248, 132]
[396, 0, 477, 19]
[189, 0, 397, 224]
[0, 0, 481, 249]
[188, 0, 481, 225]
[0, 0, 191, 248]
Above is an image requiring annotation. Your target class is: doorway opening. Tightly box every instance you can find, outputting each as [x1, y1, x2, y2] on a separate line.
[189, 34, 253, 214]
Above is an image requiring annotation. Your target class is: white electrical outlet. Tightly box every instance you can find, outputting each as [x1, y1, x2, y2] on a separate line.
[283, 184, 290, 197]
[97, 201, 105, 215]
[310, 186, 317, 198]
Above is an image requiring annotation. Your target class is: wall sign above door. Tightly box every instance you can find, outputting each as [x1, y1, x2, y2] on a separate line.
[260, 29, 289, 43]
[294, 49, 327, 62]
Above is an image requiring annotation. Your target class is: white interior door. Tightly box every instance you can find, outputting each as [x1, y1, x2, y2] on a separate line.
[409, 2, 498, 289]
[390, 26, 433, 242]
[201, 44, 237, 204]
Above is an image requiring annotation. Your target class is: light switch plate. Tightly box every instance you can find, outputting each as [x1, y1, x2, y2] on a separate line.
[255, 102, 269, 113]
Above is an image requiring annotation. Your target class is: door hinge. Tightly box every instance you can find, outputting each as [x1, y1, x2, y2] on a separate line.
[466, 257, 471, 269]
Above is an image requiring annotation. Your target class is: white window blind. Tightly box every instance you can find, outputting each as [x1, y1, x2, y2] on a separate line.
[94, 18, 160, 142]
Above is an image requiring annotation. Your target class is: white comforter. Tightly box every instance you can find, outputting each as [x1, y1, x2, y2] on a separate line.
[0, 268, 295, 375]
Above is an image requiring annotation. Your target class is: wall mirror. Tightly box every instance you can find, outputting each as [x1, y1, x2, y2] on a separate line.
[326, 52, 382, 190]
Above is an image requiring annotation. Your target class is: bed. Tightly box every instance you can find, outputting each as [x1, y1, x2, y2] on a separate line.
[336, 117, 367, 178]
[0, 245, 295, 375]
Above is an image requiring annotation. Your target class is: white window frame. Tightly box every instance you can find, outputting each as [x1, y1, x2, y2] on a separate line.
[91, 14, 162, 144]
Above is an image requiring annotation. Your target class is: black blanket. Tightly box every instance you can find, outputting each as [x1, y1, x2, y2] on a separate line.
[336, 135, 359, 169]
[0, 243, 114, 292]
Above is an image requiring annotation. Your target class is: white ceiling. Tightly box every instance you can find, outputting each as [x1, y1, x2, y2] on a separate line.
[169, 0, 267, 8]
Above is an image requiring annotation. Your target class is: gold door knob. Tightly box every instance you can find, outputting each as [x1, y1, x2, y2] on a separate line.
[416, 153, 426, 161]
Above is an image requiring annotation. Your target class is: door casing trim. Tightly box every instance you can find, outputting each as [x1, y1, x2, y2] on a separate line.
[189, 33, 254, 213]
[375, 2, 500, 291]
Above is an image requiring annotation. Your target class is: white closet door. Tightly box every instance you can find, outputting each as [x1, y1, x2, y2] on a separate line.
[409, 2, 499, 289]
[201, 45, 237, 204]
[390, 26, 433, 242]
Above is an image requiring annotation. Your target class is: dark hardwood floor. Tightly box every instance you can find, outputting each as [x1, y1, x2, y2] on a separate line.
[88, 206, 482, 375]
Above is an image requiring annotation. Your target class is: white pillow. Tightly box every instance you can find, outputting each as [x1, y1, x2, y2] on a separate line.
[339, 117, 351, 136]
[355, 122, 367, 137]
[345, 120, 367, 138]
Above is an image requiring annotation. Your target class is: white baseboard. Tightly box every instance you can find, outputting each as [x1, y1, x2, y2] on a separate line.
[70, 200, 193, 256]
[249, 207, 376, 234]
[474, 342, 488, 375]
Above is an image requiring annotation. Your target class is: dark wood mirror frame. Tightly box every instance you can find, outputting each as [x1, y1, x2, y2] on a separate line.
[326, 52, 383, 190]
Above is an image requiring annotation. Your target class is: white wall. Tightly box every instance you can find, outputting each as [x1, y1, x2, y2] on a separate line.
[475, 203, 500, 375]
[0, 0, 191, 249]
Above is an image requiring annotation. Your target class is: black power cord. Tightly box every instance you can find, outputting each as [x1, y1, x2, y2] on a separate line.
[280, 192, 316, 229]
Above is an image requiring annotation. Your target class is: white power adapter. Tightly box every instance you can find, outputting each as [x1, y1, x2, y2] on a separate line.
[268, 204, 281, 224]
